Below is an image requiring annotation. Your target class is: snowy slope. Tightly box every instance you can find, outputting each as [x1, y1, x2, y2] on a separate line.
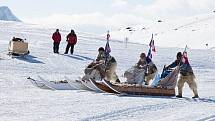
[0, 6, 21, 22]
[110, 12, 215, 49]
[0, 21, 215, 121]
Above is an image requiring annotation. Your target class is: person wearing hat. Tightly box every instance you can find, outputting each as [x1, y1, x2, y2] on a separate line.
[96, 47, 106, 61]
[64, 29, 77, 54]
[165, 52, 199, 98]
[52, 29, 61, 53]
[83, 47, 120, 83]
[124, 53, 147, 84]
[136, 53, 157, 85]
[82, 47, 106, 81]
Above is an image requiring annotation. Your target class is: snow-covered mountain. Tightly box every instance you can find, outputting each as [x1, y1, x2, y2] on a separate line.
[0, 6, 21, 22]
[110, 12, 215, 49]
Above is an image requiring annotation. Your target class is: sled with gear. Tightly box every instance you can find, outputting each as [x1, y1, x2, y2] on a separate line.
[8, 37, 30, 57]
[27, 76, 76, 90]
[65, 62, 119, 92]
[78, 61, 111, 92]
[98, 66, 179, 96]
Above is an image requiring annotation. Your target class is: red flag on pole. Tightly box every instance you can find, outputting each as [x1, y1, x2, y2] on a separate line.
[146, 34, 156, 63]
[149, 34, 156, 52]
[107, 30, 110, 41]
[105, 31, 111, 56]
[182, 45, 189, 64]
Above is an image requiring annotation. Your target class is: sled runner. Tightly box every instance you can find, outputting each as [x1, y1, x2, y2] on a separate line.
[89, 79, 118, 93]
[27, 76, 76, 90]
[66, 77, 91, 91]
[101, 67, 179, 96]
[80, 79, 104, 92]
[37, 76, 76, 90]
[27, 77, 54, 90]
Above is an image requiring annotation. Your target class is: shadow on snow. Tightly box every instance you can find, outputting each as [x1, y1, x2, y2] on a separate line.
[62, 54, 94, 61]
[15, 55, 44, 64]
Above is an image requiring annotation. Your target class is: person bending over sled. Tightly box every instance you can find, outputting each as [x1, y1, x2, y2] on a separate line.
[124, 53, 157, 85]
[165, 52, 199, 98]
[138, 53, 157, 85]
[82, 47, 120, 83]
[124, 53, 147, 85]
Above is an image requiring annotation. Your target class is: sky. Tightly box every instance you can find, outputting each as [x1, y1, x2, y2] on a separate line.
[0, 0, 153, 18]
[1, 0, 215, 33]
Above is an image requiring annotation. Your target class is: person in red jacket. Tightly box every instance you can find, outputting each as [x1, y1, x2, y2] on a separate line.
[52, 29, 61, 54]
[64, 29, 77, 54]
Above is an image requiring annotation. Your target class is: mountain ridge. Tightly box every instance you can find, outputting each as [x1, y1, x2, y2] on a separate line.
[0, 6, 21, 22]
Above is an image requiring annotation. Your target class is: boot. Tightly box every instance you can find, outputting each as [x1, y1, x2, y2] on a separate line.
[145, 82, 149, 85]
[192, 95, 199, 98]
[116, 79, 120, 83]
[176, 95, 182, 98]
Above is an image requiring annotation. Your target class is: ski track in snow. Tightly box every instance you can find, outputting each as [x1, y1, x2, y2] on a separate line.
[81, 97, 215, 121]
[81, 101, 190, 121]
[0, 21, 215, 121]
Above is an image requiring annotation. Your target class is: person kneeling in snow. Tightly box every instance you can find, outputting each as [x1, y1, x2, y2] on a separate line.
[82, 47, 120, 83]
[165, 52, 199, 98]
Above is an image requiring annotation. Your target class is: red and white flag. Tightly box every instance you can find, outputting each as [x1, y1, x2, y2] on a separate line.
[105, 31, 111, 56]
[106, 30, 110, 41]
[182, 45, 189, 64]
[149, 34, 156, 52]
[146, 34, 156, 63]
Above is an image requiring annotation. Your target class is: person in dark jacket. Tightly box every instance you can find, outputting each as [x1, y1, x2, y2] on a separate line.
[52, 29, 61, 53]
[64, 29, 77, 54]
[165, 52, 199, 98]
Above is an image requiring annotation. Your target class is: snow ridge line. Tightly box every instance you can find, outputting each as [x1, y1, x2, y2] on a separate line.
[80, 100, 187, 121]
[175, 14, 215, 30]
[197, 115, 215, 121]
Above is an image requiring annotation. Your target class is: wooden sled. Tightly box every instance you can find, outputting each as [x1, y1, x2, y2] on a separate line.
[100, 66, 180, 96]
[102, 80, 175, 96]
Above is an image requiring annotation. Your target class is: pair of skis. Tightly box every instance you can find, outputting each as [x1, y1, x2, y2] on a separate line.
[27, 76, 120, 94]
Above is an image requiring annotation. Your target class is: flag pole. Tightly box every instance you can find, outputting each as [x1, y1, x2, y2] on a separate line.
[104, 30, 110, 74]
[184, 45, 188, 53]
[178, 45, 188, 66]
[105, 30, 110, 64]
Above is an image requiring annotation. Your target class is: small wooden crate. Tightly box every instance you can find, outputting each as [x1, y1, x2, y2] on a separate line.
[8, 41, 28, 54]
